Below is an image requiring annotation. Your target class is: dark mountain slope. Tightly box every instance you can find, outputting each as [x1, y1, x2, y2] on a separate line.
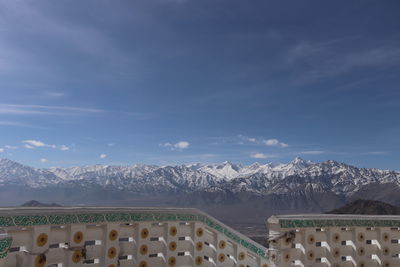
[326, 199, 400, 215]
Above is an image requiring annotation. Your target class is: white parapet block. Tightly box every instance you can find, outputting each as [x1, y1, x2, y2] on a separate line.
[267, 214, 400, 267]
[0, 207, 274, 267]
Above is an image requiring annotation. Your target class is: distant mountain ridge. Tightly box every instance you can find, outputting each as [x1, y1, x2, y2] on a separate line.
[1, 157, 400, 224]
[1, 157, 399, 195]
[21, 200, 62, 207]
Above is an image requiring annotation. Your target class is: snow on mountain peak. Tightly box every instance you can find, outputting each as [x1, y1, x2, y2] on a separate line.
[197, 158, 314, 180]
[283, 157, 314, 171]
[291, 157, 313, 166]
[1, 158, 399, 198]
[200, 162, 242, 180]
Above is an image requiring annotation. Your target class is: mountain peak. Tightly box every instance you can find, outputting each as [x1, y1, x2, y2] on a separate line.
[288, 157, 313, 168]
[291, 157, 312, 164]
[292, 156, 304, 162]
[218, 161, 241, 170]
[0, 158, 25, 168]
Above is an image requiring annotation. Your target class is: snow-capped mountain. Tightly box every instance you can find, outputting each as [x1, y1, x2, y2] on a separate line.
[48, 164, 159, 181]
[199, 161, 243, 180]
[195, 157, 314, 181]
[0, 159, 61, 188]
[3, 157, 399, 224]
[1, 157, 399, 198]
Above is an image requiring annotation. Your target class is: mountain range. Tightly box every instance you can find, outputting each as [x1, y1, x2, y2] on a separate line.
[1, 157, 400, 224]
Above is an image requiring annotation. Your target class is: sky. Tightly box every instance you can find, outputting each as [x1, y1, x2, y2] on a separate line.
[0, 0, 399, 169]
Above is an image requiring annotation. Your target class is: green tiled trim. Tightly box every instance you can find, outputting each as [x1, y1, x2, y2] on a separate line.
[48, 214, 78, 225]
[0, 237, 12, 259]
[280, 219, 400, 229]
[105, 213, 130, 222]
[14, 215, 48, 226]
[77, 213, 105, 224]
[0, 217, 13, 227]
[0, 212, 267, 259]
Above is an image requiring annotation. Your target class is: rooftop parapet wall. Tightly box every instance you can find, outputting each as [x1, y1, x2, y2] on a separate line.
[0, 207, 272, 267]
[267, 214, 400, 267]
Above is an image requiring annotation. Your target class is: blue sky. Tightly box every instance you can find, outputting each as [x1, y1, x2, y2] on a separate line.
[0, 0, 399, 169]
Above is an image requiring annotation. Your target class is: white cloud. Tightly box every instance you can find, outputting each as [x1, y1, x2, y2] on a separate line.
[239, 135, 288, 148]
[22, 140, 70, 151]
[107, 143, 115, 147]
[100, 154, 107, 159]
[300, 150, 325, 155]
[40, 158, 48, 163]
[264, 139, 279, 146]
[0, 148, 4, 153]
[263, 139, 288, 148]
[175, 141, 189, 149]
[162, 141, 190, 150]
[60, 145, 70, 151]
[250, 153, 269, 159]
[4, 145, 17, 149]
[23, 140, 47, 147]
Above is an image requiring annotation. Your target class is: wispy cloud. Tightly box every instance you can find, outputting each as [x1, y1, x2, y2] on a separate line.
[250, 153, 272, 159]
[60, 145, 70, 151]
[4, 145, 17, 149]
[239, 135, 289, 148]
[240, 136, 257, 143]
[300, 150, 326, 155]
[43, 91, 66, 98]
[161, 141, 190, 151]
[22, 140, 70, 151]
[40, 158, 48, 163]
[0, 0, 152, 86]
[0, 121, 33, 127]
[263, 139, 288, 148]
[364, 151, 388, 155]
[0, 104, 104, 116]
[100, 153, 107, 159]
[0, 1, 114, 62]
[0, 104, 154, 121]
[23, 140, 49, 148]
[286, 40, 400, 84]
[0, 148, 4, 153]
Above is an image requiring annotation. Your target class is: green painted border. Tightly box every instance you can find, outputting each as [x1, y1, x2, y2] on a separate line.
[0, 212, 267, 259]
[280, 219, 400, 229]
